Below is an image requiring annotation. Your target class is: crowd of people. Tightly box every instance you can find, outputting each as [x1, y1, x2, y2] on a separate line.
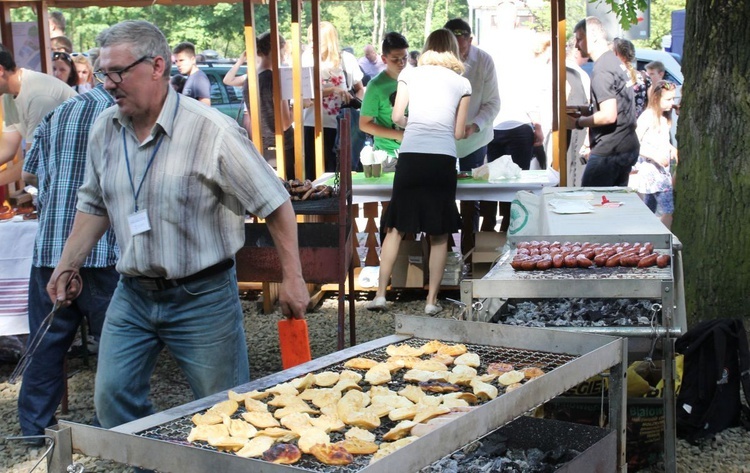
[0, 10, 680, 458]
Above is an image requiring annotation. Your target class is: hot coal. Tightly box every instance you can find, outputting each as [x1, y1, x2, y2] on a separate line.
[421, 428, 581, 472]
[492, 298, 659, 328]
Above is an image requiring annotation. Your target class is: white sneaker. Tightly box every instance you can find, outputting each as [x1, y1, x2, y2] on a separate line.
[367, 296, 387, 311]
[425, 304, 443, 316]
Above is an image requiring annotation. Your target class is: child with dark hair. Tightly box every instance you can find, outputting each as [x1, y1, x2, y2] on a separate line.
[359, 32, 410, 169]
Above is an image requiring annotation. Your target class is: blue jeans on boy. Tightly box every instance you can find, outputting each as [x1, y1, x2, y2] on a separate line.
[18, 266, 118, 437]
[94, 267, 249, 429]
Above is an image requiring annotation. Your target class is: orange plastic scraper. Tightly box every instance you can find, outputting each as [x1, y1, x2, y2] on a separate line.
[278, 318, 312, 369]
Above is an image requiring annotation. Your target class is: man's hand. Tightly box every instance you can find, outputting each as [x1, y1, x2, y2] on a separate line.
[46, 268, 83, 307]
[278, 276, 309, 319]
[533, 123, 544, 146]
[463, 123, 479, 139]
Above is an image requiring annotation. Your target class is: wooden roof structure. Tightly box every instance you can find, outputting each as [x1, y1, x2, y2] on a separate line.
[0, 0, 570, 184]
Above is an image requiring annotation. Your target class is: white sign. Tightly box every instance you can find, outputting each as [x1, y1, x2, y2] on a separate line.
[280, 66, 314, 100]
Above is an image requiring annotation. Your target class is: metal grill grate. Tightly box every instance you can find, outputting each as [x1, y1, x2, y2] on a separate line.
[136, 338, 579, 472]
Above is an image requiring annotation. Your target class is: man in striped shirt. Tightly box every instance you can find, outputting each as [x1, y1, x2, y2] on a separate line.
[19, 84, 119, 443]
[47, 21, 309, 432]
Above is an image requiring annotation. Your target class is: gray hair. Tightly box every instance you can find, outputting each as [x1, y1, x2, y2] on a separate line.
[96, 20, 171, 79]
[575, 16, 608, 43]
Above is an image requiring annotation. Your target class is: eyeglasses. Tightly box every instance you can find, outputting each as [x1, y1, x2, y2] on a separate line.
[452, 29, 471, 37]
[52, 51, 72, 63]
[94, 56, 153, 84]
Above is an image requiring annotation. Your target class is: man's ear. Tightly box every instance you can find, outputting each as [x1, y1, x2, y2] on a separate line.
[151, 56, 167, 79]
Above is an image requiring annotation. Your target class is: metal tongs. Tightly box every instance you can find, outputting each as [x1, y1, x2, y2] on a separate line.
[9, 269, 82, 384]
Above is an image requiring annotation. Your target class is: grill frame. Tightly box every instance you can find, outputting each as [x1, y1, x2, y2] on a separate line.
[47, 316, 627, 473]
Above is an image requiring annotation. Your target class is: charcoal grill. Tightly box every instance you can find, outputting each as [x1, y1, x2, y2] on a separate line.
[459, 232, 686, 473]
[46, 315, 627, 472]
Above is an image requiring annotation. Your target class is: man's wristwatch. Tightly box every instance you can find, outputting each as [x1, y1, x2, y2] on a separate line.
[575, 117, 584, 130]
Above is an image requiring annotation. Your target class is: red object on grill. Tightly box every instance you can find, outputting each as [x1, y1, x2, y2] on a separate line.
[278, 318, 312, 369]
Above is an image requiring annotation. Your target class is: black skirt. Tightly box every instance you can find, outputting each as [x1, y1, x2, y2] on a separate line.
[380, 152, 461, 236]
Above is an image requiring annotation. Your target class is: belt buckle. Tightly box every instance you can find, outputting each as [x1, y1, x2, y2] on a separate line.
[137, 277, 175, 291]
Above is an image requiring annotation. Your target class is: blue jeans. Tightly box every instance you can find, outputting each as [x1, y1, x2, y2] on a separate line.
[18, 266, 118, 436]
[582, 150, 639, 187]
[94, 267, 249, 428]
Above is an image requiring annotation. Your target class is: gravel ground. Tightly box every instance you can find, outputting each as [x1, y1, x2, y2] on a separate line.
[1, 289, 749, 473]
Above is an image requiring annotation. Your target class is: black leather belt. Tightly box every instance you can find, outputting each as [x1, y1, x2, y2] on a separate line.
[132, 259, 234, 291]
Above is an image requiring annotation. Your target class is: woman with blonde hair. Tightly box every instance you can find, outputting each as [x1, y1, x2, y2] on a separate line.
[632, 80, 678, 228]
[367, 28, 471, 315]
[302, 21, 364, 179]
[72, 54, 94, 93]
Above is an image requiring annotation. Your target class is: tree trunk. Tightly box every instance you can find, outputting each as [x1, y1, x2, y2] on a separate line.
[424, 0, 435, 40]
[672, 0, 750, 324]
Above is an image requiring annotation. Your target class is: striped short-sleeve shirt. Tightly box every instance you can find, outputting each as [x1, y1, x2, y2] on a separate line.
[77, 86, 289, 279]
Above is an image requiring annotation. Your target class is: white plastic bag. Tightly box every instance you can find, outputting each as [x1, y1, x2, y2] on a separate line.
[472, 155, 522, 181]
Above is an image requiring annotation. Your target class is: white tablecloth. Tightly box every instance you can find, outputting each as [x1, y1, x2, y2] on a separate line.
[0, 219, 37, 335]
[316, 169, 560, 205]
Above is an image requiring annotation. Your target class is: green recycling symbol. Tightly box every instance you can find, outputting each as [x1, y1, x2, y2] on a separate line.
[508, 199, 528, 235]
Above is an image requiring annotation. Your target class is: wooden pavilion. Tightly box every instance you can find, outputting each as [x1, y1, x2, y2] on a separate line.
[0, 0, 571, 186]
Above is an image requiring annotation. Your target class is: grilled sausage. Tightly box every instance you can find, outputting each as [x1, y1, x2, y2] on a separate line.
[656, 254, 671, 268]
[564, 254, 578, 268]
[552, 254, 565, 268]
[536, 257, 553, 270]
[576, 254, 593, 268]
[637, 253, 658, 268]
[605, 253, 623, 267]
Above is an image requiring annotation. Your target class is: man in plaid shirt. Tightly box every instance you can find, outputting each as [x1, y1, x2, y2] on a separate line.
[19, 83, 119, 443]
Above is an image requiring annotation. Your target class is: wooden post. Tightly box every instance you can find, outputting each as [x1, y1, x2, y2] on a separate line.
[552, 0, 568, 186]
[310, 0, 323, 180]
[268, 0, 287, 178]
[242, 0, 262, 153]
[290, 0, 305, 180]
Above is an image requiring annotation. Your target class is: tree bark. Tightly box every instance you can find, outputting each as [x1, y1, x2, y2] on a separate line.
[673, 0, 750, 324]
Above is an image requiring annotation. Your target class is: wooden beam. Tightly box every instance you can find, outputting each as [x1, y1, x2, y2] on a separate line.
[290, 0, 304, 180]
[268, 0, 287, 178]
[310, 0, 323, 180]
[552, 0, 568, 186]
[242, 0, 263, 153]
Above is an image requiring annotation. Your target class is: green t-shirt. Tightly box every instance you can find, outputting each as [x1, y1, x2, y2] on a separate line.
[360, 71, 400, 157]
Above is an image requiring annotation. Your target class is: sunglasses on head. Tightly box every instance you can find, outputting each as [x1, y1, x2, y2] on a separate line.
[52, 51, 72, 62]
[658, 81, 676, 91]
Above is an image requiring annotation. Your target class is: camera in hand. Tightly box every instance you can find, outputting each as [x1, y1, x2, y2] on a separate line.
[340, 89, 362, 110]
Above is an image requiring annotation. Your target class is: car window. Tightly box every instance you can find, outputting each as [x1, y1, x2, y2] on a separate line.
[206, 73, 225, 105]
[226, 84, 244, 104]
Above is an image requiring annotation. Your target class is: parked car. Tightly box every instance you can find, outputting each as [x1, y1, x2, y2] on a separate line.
[636, 49, 682, 141]
[635, 48, 683, 88]
[170, 63, 247, 125]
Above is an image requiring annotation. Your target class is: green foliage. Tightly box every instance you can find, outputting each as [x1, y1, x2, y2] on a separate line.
[8, 1, 467, 59]
[632, 0, 686, 50]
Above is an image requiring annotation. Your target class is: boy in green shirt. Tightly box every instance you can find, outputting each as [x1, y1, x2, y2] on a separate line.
[359, 32, 410, 167]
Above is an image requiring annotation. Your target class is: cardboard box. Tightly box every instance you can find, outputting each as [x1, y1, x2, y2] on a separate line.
[472, 231, 506, 279]
[390, 241, 425, 288]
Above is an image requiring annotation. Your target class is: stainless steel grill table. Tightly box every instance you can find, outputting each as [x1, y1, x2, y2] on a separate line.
[46, 315, 627, 473]
[459, 187, 686, 473]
